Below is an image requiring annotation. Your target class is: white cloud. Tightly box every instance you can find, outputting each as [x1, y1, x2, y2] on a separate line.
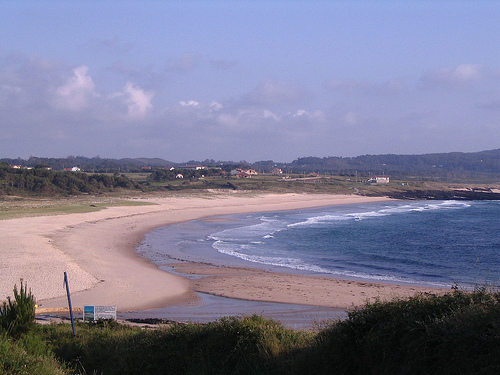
[179, 100, 200, 107]
[123, 82, 154, 117]
[55, 66, 95, 110]
[293, 109, 307, 117]
[420, 64, 482, 87]
[263, 109, 280, 121]
[210, 101, 223, 110]
[1, 50, 498, 162]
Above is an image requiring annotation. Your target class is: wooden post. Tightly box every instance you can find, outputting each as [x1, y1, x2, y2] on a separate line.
[63, 272, 76, 336]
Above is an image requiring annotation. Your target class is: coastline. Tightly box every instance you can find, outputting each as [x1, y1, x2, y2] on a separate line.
[1, 192, 445, 314]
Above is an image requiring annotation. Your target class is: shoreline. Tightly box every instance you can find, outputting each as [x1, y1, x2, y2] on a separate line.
[1, 192, 446, 315]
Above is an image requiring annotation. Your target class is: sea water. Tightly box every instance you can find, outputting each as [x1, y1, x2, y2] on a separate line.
[137, 200, 500, 289]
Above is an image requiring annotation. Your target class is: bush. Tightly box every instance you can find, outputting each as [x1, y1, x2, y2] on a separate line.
[0, 280, 36, 337]
[300, 290, 500, 375]
[0, 331, 68, 375]
[42, 315, 312, 375]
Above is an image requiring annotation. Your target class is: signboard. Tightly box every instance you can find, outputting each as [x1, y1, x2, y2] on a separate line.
[83, 305, 117, 322]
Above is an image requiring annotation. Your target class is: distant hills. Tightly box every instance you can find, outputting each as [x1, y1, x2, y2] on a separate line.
[280, 149, 500, 180]
[1, 148, 499, 181]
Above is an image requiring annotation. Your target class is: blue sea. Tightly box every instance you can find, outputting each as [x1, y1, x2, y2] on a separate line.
[137, 200, 500, 289]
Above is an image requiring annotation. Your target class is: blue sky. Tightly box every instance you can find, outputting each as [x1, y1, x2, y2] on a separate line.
[1, 1, 499, 162]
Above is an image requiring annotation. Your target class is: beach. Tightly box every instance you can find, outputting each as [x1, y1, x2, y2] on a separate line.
[1, 192, 446, 315]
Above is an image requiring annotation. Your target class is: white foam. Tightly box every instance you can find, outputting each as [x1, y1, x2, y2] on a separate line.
[212, 239, 449, 286]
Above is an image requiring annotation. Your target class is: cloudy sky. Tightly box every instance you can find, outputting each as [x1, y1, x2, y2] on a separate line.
[1, 1, 499, 162]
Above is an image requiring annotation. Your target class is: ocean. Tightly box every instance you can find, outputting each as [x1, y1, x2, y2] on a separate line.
[137, 200, 500, 290]
[129, 199, 500, 326]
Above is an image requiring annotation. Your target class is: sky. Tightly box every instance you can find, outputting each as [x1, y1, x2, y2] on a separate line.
[1, 0, 499, 162]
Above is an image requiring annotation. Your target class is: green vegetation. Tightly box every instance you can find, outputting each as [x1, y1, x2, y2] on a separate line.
[0, 199, 156, 220]
[303, 287, 500, 375]
[0, 162, 142, 196]
[2, 284, 500, 374]
[3, 148, 499, 181]
[0, 280, 36, 338]
[2, 152, 500, 200]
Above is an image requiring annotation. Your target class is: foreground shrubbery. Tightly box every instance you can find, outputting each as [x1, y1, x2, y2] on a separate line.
[39, 315, 312, 375]
[0, 280, 36, 337]
[1, 288, 500, 374]
[302, 288, 500, 375]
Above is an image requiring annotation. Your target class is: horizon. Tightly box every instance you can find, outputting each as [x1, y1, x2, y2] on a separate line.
[2, 146, 498, 165]
[1, 1, 499, 161]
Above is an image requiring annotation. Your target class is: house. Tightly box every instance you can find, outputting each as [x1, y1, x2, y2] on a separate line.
[64, 167, 81, 172]
[368, 175, 390, 184]
[176, 174, 184, 179]
[271, 168, 283, 175]
[180, 165, 206, 170]
[231, 168, 258, 176]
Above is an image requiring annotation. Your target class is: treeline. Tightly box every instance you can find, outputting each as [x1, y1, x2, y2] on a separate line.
[2, 148, 499, 180]
[0, 163, 141, 195]
[0, 156, 176, 173]
[283, 149, 500, 179]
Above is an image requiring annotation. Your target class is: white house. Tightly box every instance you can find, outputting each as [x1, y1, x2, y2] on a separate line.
[368, 175, 390, 184]
[180, 165, 206, 170]
[64, 167, 81, 172]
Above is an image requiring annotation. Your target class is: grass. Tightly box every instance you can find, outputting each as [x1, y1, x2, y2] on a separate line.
[2, 288, 500, 374]
[0, 199, 157, 220]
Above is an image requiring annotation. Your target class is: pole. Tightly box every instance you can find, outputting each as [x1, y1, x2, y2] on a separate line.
[64, 272, 76, 336]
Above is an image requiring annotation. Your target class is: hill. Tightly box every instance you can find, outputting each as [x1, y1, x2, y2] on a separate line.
[1, 149, 499, 181]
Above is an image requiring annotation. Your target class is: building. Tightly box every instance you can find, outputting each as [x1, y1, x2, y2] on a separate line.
[368, 175, 390, 184]
[64, 167, 81, 172]
[271, 168, 283, 175]
[231, 168, 258, 176]
[180, 165, 206, 170]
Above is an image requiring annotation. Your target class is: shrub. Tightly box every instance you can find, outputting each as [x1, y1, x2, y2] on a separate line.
[299, 290, 500, 375]
[0, 331, 68, 375]
[43, 315, 312, 375]
[0, 280, 36, 337]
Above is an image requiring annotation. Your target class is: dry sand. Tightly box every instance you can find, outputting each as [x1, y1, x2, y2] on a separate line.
[0, 193, 445, 314]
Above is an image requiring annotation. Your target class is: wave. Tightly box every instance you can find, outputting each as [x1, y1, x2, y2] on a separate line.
[212, 240, 448, 287]
[203, 200, 495, 288]
[288, 200, 471, 227]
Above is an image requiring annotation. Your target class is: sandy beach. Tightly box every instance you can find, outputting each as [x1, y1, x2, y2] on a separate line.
[1, 192, 445, 314]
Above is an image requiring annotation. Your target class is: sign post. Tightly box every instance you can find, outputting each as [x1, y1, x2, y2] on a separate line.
[63, 272, 76, 336]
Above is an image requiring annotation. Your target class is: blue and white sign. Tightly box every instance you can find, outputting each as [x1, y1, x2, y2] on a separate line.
[83, 305, 117, 321]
